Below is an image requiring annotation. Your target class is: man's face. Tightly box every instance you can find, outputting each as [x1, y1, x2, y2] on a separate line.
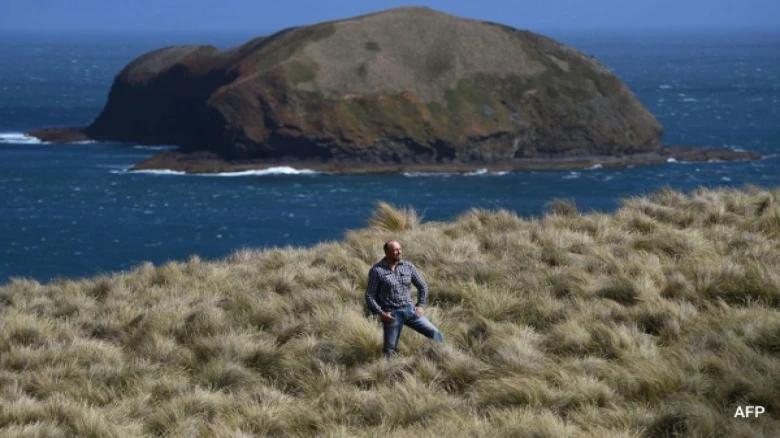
[385, 241, 402, 262]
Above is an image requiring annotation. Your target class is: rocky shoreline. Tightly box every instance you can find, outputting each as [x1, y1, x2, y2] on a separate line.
[28, 127, 92, 143]
[126, 146, 761, 175]
[26, 127, 762, 174]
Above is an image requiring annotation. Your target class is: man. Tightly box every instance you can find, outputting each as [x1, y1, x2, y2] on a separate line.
[365, 240, 444, 357]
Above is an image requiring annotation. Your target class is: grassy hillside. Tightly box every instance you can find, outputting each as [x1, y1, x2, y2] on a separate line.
[1, 187, 779, 437]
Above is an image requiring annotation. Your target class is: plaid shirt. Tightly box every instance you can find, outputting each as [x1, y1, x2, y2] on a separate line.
[365, 259, 429, 315]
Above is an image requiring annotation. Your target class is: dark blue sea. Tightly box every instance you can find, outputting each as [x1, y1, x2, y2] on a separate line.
[1, 29, 778, 283]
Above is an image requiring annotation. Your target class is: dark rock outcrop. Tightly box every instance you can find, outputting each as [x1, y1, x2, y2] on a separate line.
[29, 7, 760, 172]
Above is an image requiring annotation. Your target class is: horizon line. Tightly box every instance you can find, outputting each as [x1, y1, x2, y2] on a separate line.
[1, 25, 779, 34]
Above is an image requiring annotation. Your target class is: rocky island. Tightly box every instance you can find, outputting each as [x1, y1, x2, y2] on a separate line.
[28, 7, 760, 173]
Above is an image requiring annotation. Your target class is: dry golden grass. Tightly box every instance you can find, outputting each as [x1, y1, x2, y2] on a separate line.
[2, 187, 780, 437]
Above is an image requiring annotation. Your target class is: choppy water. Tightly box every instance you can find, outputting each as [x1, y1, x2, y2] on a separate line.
[1, 29, 778, 282]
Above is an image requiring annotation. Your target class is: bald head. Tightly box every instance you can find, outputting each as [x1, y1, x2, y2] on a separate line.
[383, 240, 402, 263]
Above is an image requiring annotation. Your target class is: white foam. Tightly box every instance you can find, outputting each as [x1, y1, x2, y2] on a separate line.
[0, 132, 46, 144]
[129, 169, 187, 175]
[200, 167, 320, 176]
[403, 169, 508, 177]
[108, 166, 132, 174]
[659, 84, 672, 89]
[667, 157, 678, 163]
[563, 172, 581, 180]
[682, 97, 698, 103]
[403, 172, 453, 177]
[122, 166, 321, 176]
[466, 168, 508, 176]
[586, 164, 603, 170]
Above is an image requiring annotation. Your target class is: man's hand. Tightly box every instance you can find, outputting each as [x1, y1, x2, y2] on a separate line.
[414, 307, 425, 317]
[379, 312, 395, 323]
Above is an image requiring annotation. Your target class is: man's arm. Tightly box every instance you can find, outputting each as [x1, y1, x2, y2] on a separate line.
[365, 268, 383, 315]
[410, 264, 429, 308]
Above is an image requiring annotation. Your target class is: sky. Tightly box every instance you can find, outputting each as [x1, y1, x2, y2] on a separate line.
[1, 0, 779, 33]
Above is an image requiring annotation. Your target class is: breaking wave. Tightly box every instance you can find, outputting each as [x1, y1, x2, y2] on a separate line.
[0, 132, 46, 144]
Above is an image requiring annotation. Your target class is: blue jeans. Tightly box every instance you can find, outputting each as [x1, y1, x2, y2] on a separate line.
[383, 305, 444, 356]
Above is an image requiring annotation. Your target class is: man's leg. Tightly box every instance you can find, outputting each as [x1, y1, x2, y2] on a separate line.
[382, 309, 404, 357]
[404, 311, 444, 343]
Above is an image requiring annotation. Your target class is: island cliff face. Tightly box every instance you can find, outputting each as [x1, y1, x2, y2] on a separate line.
[28, 7, 760, 172]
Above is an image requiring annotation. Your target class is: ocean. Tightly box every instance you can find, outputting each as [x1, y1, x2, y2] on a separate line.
[1, 29, 778, 283]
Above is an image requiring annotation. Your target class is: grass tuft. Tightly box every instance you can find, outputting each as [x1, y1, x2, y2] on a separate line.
[368, 201, 420, 231]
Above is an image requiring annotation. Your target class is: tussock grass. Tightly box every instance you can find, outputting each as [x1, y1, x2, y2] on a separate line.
[368, 201, 420, 232]
[1, 187, 779, 436]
